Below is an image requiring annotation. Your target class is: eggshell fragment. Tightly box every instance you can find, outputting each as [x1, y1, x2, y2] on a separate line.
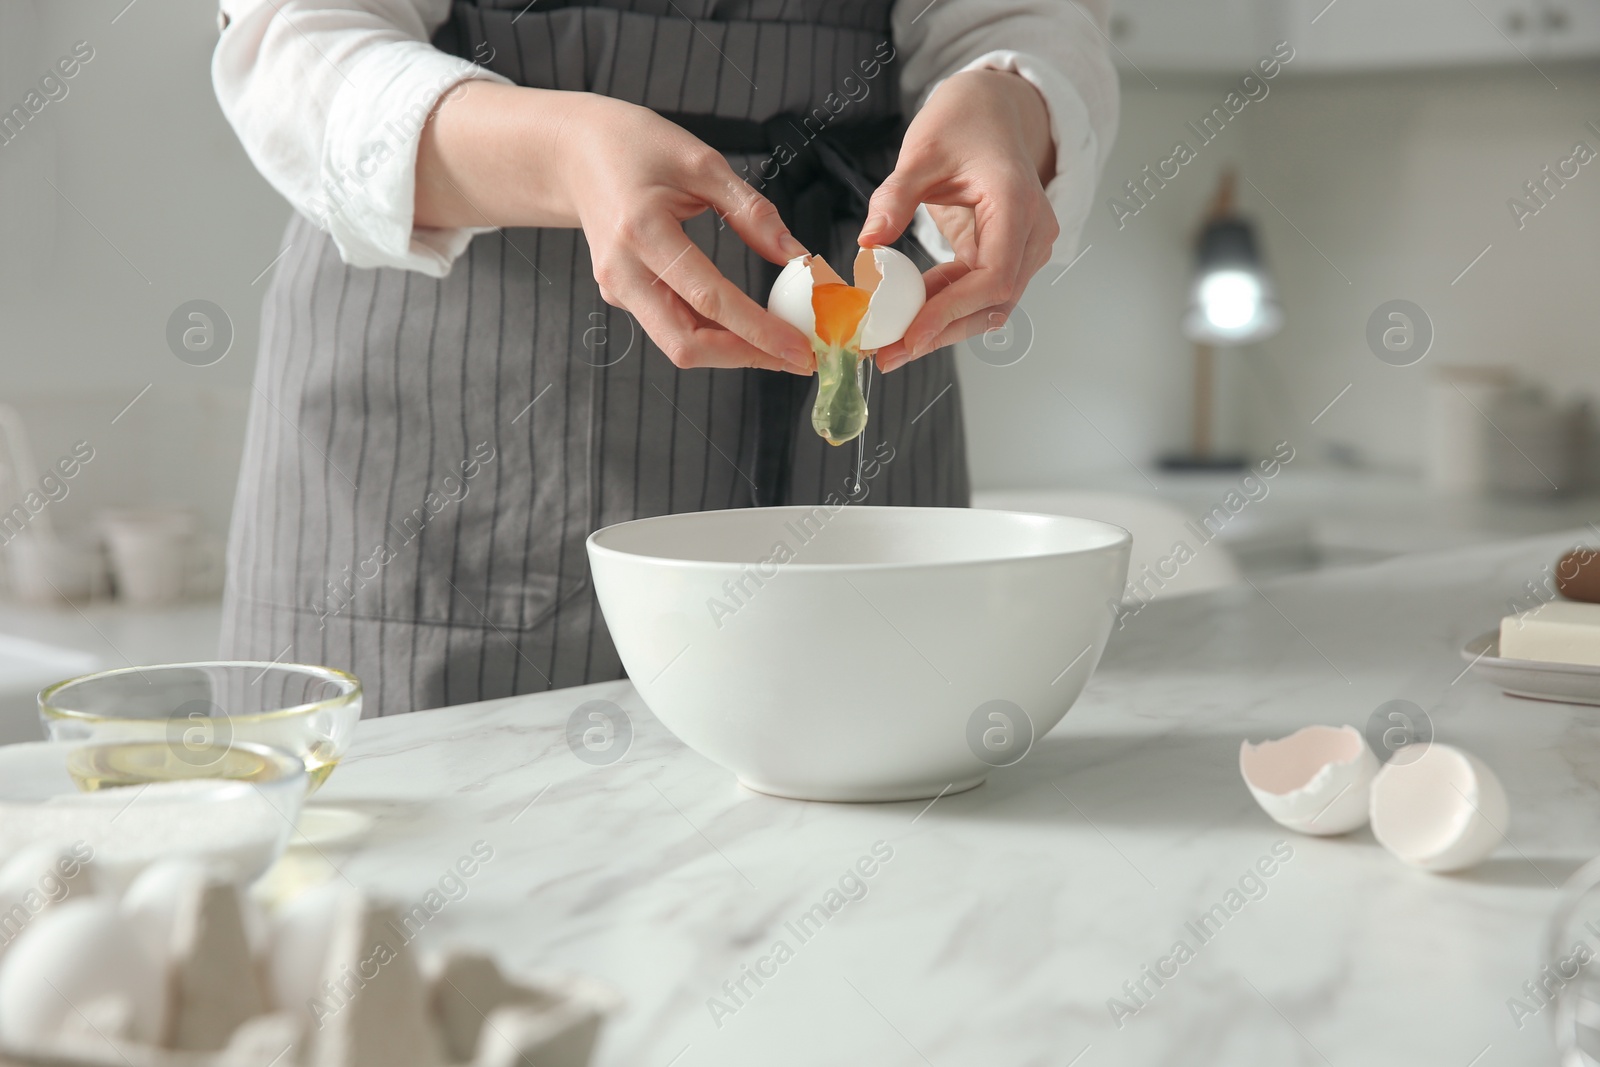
[0, 898, 167, 1051]
[767, 256, 815, 338]
[1239, 724, 1378, 835]
[1369, 743, 1508, 872]
[767, 246, 925, 351]
[855, 245, 925, 351]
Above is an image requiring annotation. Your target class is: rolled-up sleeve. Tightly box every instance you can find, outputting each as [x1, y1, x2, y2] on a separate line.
[893, 0, 1120, 264]
[212, 0, 510, 276]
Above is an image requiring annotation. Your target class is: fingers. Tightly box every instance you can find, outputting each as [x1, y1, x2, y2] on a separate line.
[632, 222, 813, 369]
[899, 195, 1029, 357]
[603, 257, 811, 373]
[919, 259, 973, 300]
[907, 303, 1016, 363]
[880, 301, 1016, 374]
[877, 205, 1055, 372]
[858, 160, 936, 248]
[873, 261, 967, 368]
[925, 203, 978, 264]
[688, 154, 809, 265]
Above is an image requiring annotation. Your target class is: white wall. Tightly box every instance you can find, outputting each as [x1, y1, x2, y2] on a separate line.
[964, 59, 1600, 489]
[0, 0, 286, 536]
[1241, 62, 1600, 472]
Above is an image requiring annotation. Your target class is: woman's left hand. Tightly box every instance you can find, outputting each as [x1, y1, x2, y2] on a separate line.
[857, 69, 1058, 372]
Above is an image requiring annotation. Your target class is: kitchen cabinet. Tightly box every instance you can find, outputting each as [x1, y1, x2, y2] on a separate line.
[1541, 0, 1600, 56]
[1287, 0, 1525, 68]
[1107, 0, 1281, 73]
[1109, 0, 1600, 72]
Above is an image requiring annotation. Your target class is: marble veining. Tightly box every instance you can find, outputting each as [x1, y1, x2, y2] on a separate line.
[296, 531, 1600, 1066]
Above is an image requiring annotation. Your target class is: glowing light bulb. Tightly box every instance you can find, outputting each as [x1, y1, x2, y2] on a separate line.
[1199, 269, 1263, 332]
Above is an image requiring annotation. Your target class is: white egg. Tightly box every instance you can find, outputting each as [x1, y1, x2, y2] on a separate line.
[853, 246, 926, 351]
[267, 883, 359, 1023]
[0, 898, 167, 1050]
[767, 255, 829, 340]
[0, 843, 96, 961]
[1369, 743, 1508, 872]
[767, 246, 926, 351]
[1239, 724, 1378, 835]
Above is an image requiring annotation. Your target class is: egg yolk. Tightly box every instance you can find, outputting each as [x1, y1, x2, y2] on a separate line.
[810, 283, 872, 348]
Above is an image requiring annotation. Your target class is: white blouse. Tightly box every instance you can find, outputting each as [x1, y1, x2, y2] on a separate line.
[212, 0, 1118, 277]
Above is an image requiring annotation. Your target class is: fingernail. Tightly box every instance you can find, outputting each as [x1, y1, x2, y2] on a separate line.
[861, 214, 887, 238]
[785, 345, 811, 367]
[778, 231, 806, 258]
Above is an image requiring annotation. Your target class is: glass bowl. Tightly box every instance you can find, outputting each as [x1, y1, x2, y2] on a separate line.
[39, 662, 361, 793]
[0, 739, 308, 885]
[1547, 855, 1600, 1065]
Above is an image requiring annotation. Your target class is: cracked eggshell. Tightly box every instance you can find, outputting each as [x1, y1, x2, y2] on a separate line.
[0, 898, 167, 1049]
[1369, 743, 1507, 872]
[767, 253, 840, 340]
[854, 245, 925, 351]
[1239, 724, 1378, 835]
[766, 247, 925, 351]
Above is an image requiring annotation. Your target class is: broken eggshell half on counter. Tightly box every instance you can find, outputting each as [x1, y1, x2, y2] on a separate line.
[1368, 743, 1508, 872]
[1241, 726, 1510, 874]
[1239, 724, 1379, 836]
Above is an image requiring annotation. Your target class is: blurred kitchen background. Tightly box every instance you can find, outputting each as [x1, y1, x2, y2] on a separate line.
[1, 0, 1598, 732]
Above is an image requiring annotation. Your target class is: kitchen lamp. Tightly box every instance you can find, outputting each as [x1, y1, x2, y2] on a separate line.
[1161, 170, 1283, 471]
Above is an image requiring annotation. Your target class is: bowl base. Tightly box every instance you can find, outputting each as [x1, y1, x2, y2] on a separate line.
[736, 773, 988, 804]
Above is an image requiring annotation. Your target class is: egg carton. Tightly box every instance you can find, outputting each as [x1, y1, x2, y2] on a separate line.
[0, 866, 617, 1067]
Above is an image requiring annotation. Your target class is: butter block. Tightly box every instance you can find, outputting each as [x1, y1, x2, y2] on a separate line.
[1501, 600, 1600, 666]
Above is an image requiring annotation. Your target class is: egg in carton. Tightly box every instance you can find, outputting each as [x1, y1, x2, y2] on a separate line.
[0, 857, 617, 1067]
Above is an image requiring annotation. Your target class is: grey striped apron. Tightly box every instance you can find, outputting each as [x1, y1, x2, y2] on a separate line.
[220, 0, 971, 716]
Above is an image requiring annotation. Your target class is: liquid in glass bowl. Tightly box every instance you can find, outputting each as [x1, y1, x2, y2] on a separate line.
[39, 661, 361, 793]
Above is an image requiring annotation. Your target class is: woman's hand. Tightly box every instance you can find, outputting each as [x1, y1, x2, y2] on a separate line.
[856, 69, 1058, 372]
[416, 84, 813, 373]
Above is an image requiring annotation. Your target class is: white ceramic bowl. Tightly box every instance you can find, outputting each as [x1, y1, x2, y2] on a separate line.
[587, 506, 1131, 802]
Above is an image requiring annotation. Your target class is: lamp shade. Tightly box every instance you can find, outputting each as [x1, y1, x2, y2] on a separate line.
[1181, 217, 1283, 346]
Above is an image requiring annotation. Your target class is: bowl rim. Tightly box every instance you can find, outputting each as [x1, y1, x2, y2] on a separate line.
[39, 660, 363, 725]
[586, 505, 1132, 572]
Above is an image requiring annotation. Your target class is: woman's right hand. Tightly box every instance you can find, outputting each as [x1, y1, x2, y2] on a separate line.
[416, 83, 813, 373]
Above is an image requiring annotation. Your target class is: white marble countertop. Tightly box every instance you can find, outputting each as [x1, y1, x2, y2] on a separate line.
[293, 530, 1600, 1067]
[983, 466, 1600, 572]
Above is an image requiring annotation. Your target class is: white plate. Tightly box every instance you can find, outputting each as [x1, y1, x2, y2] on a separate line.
[1462, 631, 1600, 706]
